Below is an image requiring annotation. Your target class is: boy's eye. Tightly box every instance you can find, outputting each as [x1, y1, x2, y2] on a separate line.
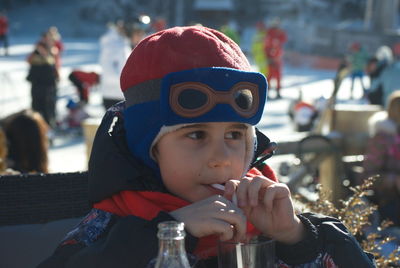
[226, 131, 244, 140]
[186, 131, 205, 140]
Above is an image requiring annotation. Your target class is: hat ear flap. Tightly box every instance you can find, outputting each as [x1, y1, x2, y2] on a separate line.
[250, 128, 277, 169]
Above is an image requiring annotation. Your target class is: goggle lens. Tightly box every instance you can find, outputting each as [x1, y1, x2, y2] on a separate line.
[234, 88, 253, 110]
[178, 89, 208, 110]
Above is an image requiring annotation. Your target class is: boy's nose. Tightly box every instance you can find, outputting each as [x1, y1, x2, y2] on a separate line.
[207, 143, 231, 168]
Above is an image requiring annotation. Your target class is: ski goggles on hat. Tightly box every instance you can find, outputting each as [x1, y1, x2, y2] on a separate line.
[123, 67, 267, 125]
[169, 81, 259, 118]
[161, 67, 267, 126]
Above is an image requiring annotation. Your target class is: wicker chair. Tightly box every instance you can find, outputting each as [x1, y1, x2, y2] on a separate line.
[0, 171, 90, 268]
[0, 171, 90, 226]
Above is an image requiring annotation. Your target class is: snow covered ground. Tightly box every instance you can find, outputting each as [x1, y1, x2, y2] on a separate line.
[0, 36, 368, 173]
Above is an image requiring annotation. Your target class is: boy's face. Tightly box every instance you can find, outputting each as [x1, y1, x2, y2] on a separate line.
[154, 122, 248, 202]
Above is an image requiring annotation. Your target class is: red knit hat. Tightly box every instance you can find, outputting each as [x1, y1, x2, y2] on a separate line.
[120, 25, 251, 92]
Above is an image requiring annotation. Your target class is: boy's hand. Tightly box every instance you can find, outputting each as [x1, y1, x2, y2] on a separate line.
[226, 176, 305, 244]
[170, 195, 247, 242]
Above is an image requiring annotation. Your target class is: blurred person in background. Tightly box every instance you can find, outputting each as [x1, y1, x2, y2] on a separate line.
[1, 109, 49, 174]
[347, 42, 369, 99]
[365, 45, 393, 106]
[125, 14, 151, 49]
[48, 26, 64, 73]
[367, 43, 400, 108]
[251, 21, 268, 77]
[264, 17, 287, 99]
[99, 21, 131, 110]
[362, 90, 400, 226]
[128, 25, 146, 50]
[60, 99, 90, 129]
[151, 17, 166, 33]
[0, 10, 9, 56]
[68, 70, 100, 103]
[26, 31, 59, 128]
[0, 127, 19, 175]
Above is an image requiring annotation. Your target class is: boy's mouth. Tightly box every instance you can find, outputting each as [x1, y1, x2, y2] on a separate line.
[211, 183, 225, 190]
[210, 183, 238, 205]
[204, 183, 225, 196]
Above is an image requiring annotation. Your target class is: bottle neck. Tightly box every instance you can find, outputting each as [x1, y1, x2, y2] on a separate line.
[158, 237, 186, 257]
[154, 221, 190, 268]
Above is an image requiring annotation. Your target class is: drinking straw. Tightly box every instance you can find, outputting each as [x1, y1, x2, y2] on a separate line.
[211, 184, 242, 268]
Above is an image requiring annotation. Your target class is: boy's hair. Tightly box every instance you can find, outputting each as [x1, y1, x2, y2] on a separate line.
[120, 26, 268, 175]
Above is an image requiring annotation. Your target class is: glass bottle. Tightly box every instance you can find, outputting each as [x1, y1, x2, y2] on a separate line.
[154, 221, 191, 268]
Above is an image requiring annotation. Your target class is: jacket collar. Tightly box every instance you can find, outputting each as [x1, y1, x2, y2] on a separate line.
[88, 102, 167, 204]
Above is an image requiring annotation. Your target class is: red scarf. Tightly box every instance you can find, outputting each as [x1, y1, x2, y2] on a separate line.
[93, 167, 277, 259]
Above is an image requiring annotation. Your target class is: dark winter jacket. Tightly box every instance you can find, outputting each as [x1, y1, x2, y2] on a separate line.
[38, 102, 375, 268]
[27, 44, 58, 86]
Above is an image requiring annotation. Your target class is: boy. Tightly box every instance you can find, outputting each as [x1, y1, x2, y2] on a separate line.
[39, 26, 375, 268]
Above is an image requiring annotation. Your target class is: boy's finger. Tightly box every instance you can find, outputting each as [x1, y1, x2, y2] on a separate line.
[223, 180, 236, 201]
[254, 175, 276, 186]
[211, 219, 235, 241]
[247, 176, 267, 207]
[236, 177, 251, 207]
[213, 208, 247, 241]
[223, 180, 240, 205]
[262, 183, 290, 212]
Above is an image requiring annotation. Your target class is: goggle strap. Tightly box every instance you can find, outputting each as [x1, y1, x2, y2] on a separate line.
[124, 78, 162, 107]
